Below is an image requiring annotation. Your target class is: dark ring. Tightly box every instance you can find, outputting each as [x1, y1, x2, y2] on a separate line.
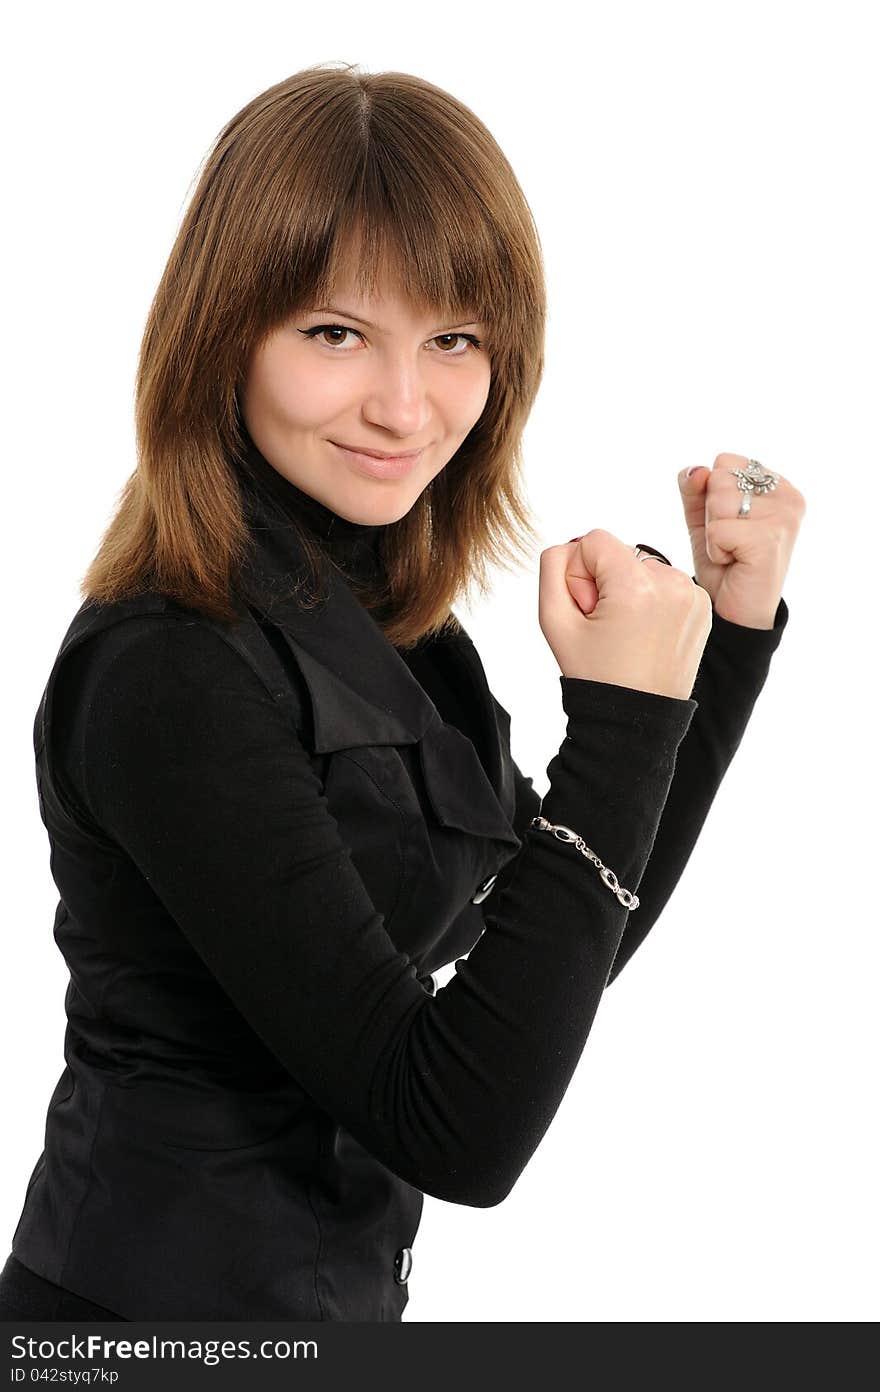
[634, 542, 672, 565]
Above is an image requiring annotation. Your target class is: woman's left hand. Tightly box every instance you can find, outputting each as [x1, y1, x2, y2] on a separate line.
[677, 453, 806, 629]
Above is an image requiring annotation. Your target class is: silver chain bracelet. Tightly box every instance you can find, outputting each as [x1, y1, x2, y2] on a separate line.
[529, 816, 640, 909]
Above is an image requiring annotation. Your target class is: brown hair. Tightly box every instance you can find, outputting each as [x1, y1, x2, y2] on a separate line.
[81, 61, 546, 649]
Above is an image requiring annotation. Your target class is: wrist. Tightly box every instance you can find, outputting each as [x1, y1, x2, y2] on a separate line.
[712, 602, 778, 631]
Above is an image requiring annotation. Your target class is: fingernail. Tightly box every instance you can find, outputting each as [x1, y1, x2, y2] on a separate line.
[568, 535, 583, 543]
[686, 465, 701, 477]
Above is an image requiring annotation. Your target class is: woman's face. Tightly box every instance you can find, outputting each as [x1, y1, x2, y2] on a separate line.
[239, 274, 492, 526]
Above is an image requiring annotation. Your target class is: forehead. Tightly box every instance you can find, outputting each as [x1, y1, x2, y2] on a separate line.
[316, 280, 472, 324]
[317, 232, 477, 325]
[305, 295, 480, 332]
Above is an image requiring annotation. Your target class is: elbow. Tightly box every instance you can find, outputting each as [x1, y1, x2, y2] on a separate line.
[468, 1175, 517, 1209]
[417, 1157, 520, 1209]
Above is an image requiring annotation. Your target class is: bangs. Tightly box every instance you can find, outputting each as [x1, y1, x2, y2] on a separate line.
[311, 202, 504, 346]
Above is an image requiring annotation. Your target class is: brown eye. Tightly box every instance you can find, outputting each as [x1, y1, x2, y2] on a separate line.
[298, 324, 361, 349]
[433, 333, 482, 355]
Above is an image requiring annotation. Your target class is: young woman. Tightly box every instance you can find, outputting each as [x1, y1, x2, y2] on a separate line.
[0, 63, 802, 1322]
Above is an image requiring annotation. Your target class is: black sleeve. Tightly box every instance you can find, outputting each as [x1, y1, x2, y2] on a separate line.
[58, 618, 697, 1208]
[605, 594, 789, 982]
[489, 594, 790, 985]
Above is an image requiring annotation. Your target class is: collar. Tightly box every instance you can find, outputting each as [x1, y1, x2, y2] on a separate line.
[235, 476, 520, 847]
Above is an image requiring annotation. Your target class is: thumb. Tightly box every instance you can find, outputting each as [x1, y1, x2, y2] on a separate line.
[540, 536, 599, 619]
[678, 464, 709, 534]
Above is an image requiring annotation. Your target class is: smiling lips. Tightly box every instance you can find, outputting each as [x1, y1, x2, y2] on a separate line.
[331, 442, 424, 479]
[333, 442, 425, 459]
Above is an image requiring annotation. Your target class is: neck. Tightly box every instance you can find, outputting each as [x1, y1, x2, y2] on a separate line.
[237, 427, 385, 579]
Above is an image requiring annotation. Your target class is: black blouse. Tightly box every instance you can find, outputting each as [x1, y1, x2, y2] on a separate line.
[3, 454, 789, 1320]
[46, 464, 788, 1183]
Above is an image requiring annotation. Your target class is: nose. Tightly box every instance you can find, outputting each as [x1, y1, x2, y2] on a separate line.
[359, 356, 432, 440]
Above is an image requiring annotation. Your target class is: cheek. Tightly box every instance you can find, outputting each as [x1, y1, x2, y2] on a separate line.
[450, 362, 491, 430]
[259, 350, 349, 426]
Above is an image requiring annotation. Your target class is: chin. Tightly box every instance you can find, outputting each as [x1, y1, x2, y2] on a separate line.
[344, 479, 428, 526]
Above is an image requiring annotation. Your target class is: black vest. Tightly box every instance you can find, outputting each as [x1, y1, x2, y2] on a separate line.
[11, 488, 522, 1320]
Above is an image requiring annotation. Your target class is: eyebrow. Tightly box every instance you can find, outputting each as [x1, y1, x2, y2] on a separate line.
[309, 305, 483, 333]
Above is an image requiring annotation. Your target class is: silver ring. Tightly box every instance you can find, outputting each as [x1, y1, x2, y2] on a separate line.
[730, 458, 780, 518]
[633, 542, 672, 565]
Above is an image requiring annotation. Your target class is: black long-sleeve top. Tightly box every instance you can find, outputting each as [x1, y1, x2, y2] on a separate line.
[49, 479, 788, 1207]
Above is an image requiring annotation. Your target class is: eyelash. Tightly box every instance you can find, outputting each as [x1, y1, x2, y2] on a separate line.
[298, 323, 483, 355]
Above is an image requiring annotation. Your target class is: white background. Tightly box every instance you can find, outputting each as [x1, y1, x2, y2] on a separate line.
[2, 0, 877, 1323]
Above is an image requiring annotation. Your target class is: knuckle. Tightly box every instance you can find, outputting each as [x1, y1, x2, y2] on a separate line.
[692, 589, 713, 627]
[668, 565, 694, 589]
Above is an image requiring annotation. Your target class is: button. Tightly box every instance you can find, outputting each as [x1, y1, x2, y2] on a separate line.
[471, 873, 497, 904]
[393, 1247, 413, 1285]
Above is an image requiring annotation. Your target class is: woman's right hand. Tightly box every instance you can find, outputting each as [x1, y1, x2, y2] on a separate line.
[538, 529, 714, 701]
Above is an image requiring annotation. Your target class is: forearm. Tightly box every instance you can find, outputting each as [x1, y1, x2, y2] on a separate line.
[605, 594, 790, 984]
